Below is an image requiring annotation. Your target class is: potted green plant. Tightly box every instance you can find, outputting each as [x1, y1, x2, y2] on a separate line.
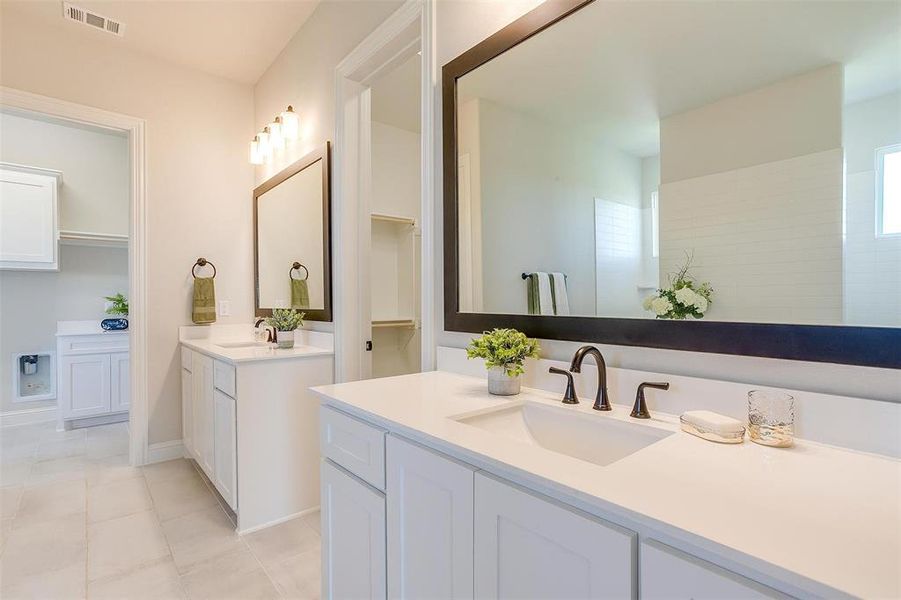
[102, 293, 129, 330]
[265, 308, 305, 349]
[466, 328, 540, 395]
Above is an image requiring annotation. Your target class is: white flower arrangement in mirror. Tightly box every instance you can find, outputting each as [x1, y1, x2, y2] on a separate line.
[643, 253, 713, 320]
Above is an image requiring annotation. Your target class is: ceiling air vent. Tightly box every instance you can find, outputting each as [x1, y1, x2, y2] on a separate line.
[62, 2, 125, 37]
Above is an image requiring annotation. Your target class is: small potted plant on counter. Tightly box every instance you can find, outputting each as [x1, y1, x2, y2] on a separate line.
[101, 293, 129, 330]
[467, 328, 540, 396]
[265, 308, 305, 349]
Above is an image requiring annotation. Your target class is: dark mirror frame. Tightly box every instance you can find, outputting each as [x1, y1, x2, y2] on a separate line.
[254, 141, 332, 322]
[442, 0, 901, 369]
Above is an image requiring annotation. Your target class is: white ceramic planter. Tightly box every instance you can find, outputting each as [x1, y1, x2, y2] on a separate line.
[276, 330, 295, 349]
[487, 366, 521, 396]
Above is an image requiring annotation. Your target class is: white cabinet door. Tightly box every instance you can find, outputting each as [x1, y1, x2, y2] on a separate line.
[192, 353, 215, 478]
[387, 436, 474, 599]
[474, 473, 636, 599]
[213, 389, 237, 510]
[0, 167, 59, 271]
[109, 352, 130, 412]
[321, 460, 386, 600]
[181, 367, 194, 458]
[59, 354, 110, 419]
[640, 540, 789, 600]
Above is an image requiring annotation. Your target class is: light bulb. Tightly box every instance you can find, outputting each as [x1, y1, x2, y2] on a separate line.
[258, 127, 271, 160]
[249, 136, 263, 165]
[269, 117, 284, 150]
[281, 106, 300, 140]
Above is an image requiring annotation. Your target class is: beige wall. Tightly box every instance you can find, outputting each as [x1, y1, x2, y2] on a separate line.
[1, 7, 255, 443]
[433, 2, 900, 402]
[660, 65, 843, 184]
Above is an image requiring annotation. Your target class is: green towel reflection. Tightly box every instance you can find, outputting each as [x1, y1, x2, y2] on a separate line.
[192, 277, 216, 324]
[291, 278, 310, 310]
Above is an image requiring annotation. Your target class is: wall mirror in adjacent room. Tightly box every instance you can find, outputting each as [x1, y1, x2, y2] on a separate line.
[254, 142, 332, 321]
[443, 0, 901, 367]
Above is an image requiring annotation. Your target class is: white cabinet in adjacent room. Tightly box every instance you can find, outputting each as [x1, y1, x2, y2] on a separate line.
[56, 322, 129, 424]
[59, 353, 109, 418]
[640, 539, 788, 600]
[474, 472, 636, 599]
[321, 460, 386, 600]
[387, 435, 474, 600]
[0, 164, 62, 271]
[109, 352, 130, 412]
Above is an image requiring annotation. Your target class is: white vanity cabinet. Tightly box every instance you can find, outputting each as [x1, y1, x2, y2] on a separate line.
[57, 323, 129, 424]
[475, 472, 636, 599]
[0, 164, 62, 271]
[640, 540, 788, 600]
[212, 388, 237, 509]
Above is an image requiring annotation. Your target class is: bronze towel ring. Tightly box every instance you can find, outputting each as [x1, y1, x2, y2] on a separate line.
[289, 262, 309, 281]
[192, 257, 217, 279]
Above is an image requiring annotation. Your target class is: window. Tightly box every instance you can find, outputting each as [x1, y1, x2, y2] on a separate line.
[877, 144, 901, 236]
[650, 190, 659, 257]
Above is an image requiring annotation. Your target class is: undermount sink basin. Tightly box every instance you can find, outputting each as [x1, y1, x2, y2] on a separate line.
[453, 401, 672, 466]
[214, 340, 269, 349]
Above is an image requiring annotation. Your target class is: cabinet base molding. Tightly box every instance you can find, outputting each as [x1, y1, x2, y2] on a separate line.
[147, 439, 185, 464]
[66, 412, 128, 430]
[237, 505, 320, 536]
[0, 406, 57, 428]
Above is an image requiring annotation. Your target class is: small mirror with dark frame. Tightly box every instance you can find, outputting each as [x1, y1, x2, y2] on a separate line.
[254, 142, 332, 321]
[442, 0, 901, 368]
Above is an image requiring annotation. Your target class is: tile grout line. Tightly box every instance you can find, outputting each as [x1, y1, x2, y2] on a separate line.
[141, 464, 192, 599]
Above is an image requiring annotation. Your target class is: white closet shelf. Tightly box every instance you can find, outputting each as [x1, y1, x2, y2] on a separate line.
[372, 318, 417, 329]
[59, 230, 128, 248]
[371, 213, 416, 226]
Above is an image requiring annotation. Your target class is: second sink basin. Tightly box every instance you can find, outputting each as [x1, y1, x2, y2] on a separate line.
[454, 401, 672, 466]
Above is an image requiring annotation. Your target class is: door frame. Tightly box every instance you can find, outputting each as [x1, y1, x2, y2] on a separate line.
[1, 86, 150, 466]
[333, 0, 436, 382]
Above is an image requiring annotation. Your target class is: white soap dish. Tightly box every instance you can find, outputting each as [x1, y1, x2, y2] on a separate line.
[680, 410, 745, 444]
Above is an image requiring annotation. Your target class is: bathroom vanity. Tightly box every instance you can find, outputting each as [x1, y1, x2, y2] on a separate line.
[179, 324, 333, 533]
[314, 364, 900, 600]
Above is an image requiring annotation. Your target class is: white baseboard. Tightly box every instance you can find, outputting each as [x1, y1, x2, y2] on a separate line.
[0, 406, 57, 428]
[237, 505, 320, 536]
[146, 440, 185, 464]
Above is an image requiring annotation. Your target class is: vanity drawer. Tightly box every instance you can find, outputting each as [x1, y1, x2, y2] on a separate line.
[213, 360, 236, 398]
[181, 346, 193, 371]
[321, 406, 386, 490]
[58, 334, 128, 356]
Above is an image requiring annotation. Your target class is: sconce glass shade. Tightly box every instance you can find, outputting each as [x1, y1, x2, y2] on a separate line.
[258, 128, 272, 160]
[249, 136, 263, 165]
[281, 106, 300, 140]
[268, 117, 284, 150]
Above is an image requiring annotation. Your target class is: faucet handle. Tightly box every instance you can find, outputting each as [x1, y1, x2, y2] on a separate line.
[549, 367, 579, 405]
[631, 382, 670, 419]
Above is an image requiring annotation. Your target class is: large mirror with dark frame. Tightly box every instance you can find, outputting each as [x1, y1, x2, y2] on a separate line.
[443, 0, 901, 367]
[254, 142, 332, 321]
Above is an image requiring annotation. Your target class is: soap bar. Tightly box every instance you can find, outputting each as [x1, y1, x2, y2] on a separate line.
[680, 410, 745, 444]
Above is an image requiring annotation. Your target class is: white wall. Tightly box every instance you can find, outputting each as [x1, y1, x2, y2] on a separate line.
[1, 7, 255, 444]
[0, 246, 128, 412]
[433, 1, 900, 403]
[0, 112, 129, 235]
[843, 91, 901, 327]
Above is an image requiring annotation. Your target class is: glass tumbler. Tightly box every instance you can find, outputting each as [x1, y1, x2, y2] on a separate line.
[748, 390, 795, 447]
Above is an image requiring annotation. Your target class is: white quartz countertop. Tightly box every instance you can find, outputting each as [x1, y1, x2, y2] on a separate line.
[57, 320, 128, 336]
[180, 337, 333, 364]
[312, 371, 901, 599]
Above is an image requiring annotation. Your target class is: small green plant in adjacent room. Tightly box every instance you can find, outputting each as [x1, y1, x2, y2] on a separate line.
[265, 308, 305, 331]
[466, 328, 540, 377]
[104, 293, 129, 316]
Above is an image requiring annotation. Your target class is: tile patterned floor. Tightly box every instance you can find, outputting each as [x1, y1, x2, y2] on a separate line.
[0, 421, 321, 599]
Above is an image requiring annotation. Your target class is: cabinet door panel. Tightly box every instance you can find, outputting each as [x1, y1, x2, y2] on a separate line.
[60, 354, 110, 418]
[0, 169, 58, 270]
[191, 353, 214, 477]
[109, 352, 130, 412]
[640, 539, 789, 600]
[321, 460, 386, 600]
[181, 368, 194, 458]
[387, 436, 474, 599]
[475, 473, 636, 600]
[213, 389, 237, 510]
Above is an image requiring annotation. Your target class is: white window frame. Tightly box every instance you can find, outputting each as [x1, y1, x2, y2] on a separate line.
[876, 143, 901, 237]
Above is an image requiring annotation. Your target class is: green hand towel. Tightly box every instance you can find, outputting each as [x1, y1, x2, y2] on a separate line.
[192, 277, 217, 324]
[527, 274, 539, 315]
[291, 278, 310, 310]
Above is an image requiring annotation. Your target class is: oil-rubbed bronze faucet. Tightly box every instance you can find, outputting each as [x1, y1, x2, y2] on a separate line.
[631, 382, 670, 419]
[569, 346, 611, 411]
[549, 367, 579, 404]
